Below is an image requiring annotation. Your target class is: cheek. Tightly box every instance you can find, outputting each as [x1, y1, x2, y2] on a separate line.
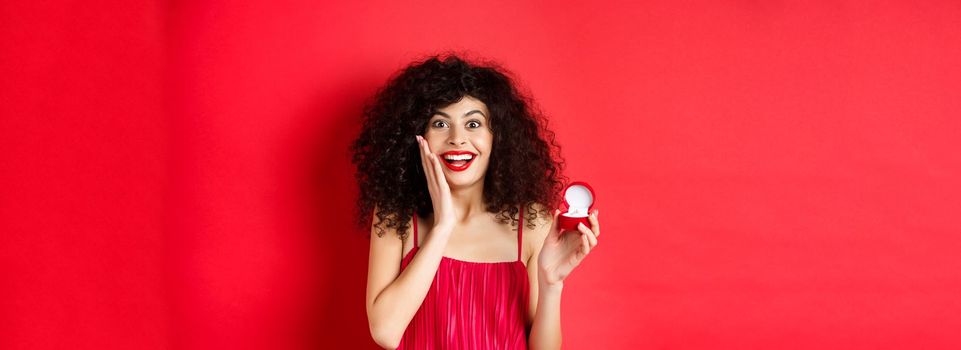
[480, 136, 494, 154]
[422, 136, 443, 150]
[478, 142, 493, 161]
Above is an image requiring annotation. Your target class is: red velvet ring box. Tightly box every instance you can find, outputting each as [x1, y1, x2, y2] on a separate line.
[557, 181, 596, 231]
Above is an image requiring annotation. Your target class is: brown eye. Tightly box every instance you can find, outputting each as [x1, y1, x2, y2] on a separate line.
[467, 121, 481, 128]
[432, 120, 448, 128]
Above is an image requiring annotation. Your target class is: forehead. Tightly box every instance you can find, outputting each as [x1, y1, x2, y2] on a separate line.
[433, 96, 489, 118]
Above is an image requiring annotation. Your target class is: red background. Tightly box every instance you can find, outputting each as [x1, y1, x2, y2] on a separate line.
[3, 1, 960, 349]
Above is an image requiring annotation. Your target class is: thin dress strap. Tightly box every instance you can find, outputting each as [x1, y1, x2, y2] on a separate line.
[517, 206, 524, 262]
[412, 213, 418, 248]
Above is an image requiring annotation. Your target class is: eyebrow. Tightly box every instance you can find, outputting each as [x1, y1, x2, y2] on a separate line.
[432, 110, 487, 120]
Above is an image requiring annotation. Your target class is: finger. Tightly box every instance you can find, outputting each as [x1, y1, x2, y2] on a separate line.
[588, 209, 600, 238]
[578, 222, 597, 249]
[422, 138, 444, 191]
[580, 228, 590, 255]
[417, 136, 429, 179]
[430, 153, 450, 192]
[421, 135, 436, 159]
[418, 136, 437, 194]
[429, 170, 443, 202]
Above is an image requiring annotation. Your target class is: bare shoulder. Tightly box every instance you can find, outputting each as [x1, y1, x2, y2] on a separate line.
[523, 202, 554, 262]
[366, 205, 407, 307]
[367, 205, 406, 275]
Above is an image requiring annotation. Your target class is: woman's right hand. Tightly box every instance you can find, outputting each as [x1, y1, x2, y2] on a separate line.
[416, 135, 457, 235]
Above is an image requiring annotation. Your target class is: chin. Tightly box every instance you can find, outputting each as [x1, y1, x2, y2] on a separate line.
[446, 176, 479, 189]
[445, 171, 485, 189]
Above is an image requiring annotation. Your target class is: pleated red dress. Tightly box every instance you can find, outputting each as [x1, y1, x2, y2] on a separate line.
[397, 207, 531, 349]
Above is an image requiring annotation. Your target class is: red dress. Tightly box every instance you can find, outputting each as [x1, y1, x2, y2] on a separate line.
[397, 207, 531, 349]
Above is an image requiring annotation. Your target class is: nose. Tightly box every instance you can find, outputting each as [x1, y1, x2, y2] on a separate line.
[447, 126, 467, 146]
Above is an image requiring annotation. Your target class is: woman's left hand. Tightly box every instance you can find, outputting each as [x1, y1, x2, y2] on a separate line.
[537, 208, 600, 287]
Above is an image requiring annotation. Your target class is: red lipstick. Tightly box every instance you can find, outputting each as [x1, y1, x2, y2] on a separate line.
[439, 151, 477, 172]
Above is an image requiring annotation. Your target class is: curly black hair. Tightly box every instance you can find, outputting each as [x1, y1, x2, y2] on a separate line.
[350, 52, 568, 240]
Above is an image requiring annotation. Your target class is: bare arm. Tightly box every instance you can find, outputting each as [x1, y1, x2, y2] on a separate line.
[526, 206, 563, 349]
[528, 208, 600, 350]
[365, 214, 452, 349]
[529, 272, 564, 349]
[367, 135, 459, 349]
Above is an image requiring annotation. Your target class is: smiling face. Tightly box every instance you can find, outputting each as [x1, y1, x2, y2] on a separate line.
[423, 95, 494, 189]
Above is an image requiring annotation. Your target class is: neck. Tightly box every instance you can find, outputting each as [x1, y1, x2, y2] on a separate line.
[449, 181, 486, 223]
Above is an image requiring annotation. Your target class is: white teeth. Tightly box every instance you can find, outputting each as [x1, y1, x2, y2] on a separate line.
[443, 154, 474, 161]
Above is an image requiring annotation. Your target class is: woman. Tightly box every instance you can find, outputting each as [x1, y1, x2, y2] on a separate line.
[351, 54, 601, 349]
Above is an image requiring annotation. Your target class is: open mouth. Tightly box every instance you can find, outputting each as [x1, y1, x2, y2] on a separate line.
[441, 152, 476, 172]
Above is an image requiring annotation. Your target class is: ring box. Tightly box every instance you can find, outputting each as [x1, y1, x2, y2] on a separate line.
[558, 181, 596, 231]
